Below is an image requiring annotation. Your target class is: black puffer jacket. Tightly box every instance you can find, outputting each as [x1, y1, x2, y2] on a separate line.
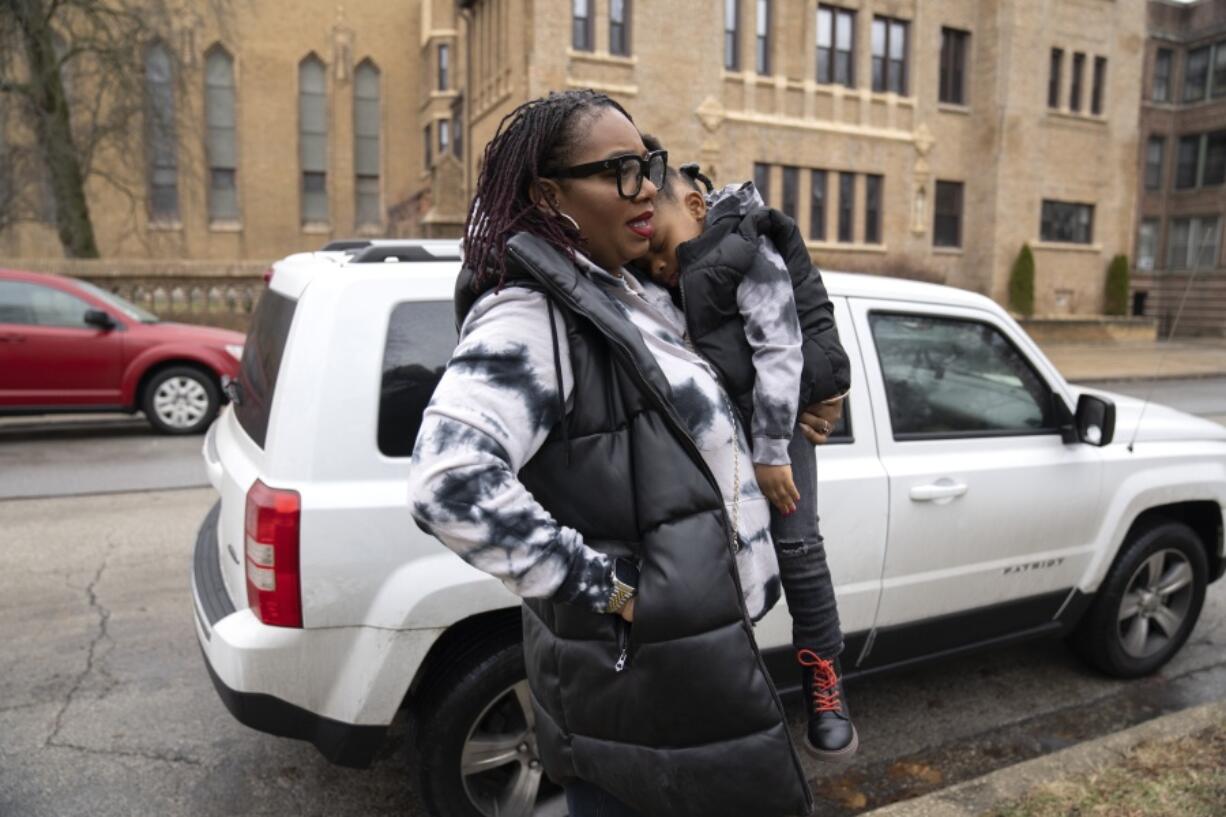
[455, 233, 814, 817]
[677, 202, 851, 438]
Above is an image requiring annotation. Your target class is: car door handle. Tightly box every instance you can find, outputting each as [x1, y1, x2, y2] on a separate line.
[910, 480, 968, 502]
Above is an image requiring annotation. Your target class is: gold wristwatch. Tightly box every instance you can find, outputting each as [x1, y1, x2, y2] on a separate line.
[604, 558, 639, 614]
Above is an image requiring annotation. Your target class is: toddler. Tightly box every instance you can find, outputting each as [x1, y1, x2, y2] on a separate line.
[637, 154, 856, 760]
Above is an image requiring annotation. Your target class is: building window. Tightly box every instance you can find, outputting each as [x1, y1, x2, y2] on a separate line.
[204, 47, 238, 223]
[934, 180, 963, 248]
[1167, 216, 1220, 270]
[755, 0, 771, 74]
[1145, 136, 1165, 191]
[864, 174, 882, 244]
[144, 42, 179, 223]
[299, 55, 328, 225]
[1040, 200, 1094, 244]
[838, 172, 854, 242]
[1152, 48, 1172, 102]
[871, 16, 908, 94]
[438, 119, 450, 155]
[452, 98, 464, 158]
[1048, 48, 1063, 109]
[817, 5, 855, 87]
[1091, 56, 1107, 115]
[1136, 219, 1158, 271]
[1214, 44, 1226, 97]
[424, 123, 432, 169]
[753, 162, 771, 204]
[810, 169, 827, 240]
[939, 28, 969, 105]
[438, 44, 450, 91]
[1185, 46, 1210, 102]
[781, 166, 799, 220]
[610, 0, 631, 56]
[1174, 131, 1226, 189]
[354, 60, 380, 228]
[724, 0, 740, 70]
[1069, 52, 1085, 112]
[572, 0, 593, 52]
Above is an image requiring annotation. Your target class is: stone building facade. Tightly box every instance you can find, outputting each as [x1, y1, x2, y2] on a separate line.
[2, 0, 1147, 318]
[1135, 0, 1226, 336]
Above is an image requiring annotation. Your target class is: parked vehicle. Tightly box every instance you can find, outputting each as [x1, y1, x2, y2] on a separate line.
[0, 269, 245, 434]
[192, 242, 1226, 817]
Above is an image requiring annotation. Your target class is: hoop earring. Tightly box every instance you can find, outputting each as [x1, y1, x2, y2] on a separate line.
[557, 211, 580, 232]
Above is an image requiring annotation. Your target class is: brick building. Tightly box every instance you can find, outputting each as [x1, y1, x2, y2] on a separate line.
[1136, 0, 1226, 337]
[1, 0, 1147, 318]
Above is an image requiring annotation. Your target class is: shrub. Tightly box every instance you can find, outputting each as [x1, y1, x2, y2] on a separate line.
[1104, 254, 1130, 316]
[1009, 243, 1036, 317]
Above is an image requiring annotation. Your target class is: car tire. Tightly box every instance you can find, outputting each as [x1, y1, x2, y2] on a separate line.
[141, 366, 221, 435]
[412, 635, 565, 817]
[1072, 520, 1208, 679]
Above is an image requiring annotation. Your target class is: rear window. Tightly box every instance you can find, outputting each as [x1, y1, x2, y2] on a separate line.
[235, 290, 297, 448]
[378, 301, 457, 457]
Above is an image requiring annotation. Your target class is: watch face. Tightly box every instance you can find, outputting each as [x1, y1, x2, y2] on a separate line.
[614, 558, 640, 587]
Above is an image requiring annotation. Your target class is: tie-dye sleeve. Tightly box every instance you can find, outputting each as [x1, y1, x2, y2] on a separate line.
[737, 235, 804, 466]
[407, 286, 615, 613]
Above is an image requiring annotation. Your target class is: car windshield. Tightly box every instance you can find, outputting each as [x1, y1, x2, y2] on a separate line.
[74, 280, 161, 323]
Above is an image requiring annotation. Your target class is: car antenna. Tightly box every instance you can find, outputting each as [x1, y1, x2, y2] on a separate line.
[1125, 260, 1203, 453]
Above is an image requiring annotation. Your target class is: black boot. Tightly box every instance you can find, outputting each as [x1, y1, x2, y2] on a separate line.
[796, 648, 858, 760]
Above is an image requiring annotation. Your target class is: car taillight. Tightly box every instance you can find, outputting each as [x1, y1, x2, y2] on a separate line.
[244, 479, 302, 627]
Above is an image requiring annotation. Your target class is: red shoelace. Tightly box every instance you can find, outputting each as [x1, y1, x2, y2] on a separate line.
[796, 649, 842, 714]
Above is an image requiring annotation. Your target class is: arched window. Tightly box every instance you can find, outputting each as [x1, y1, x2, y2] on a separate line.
[144, 41, 179, 222]
[205, 46, 238, 222]
[353, 60, 380, 228]
[298, 55, 328, 224]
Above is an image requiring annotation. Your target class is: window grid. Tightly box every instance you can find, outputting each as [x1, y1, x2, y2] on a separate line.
[610, 0, 630, 56]
[755, 0, 771, 74]
[144, 42, 179, 223]
[934, 180, 963, 248]
[1070, 52, 1085, 112]
[838, 172, 854, 242]
[781, 166, 799, 220]
[1167, 216, 1221, 270]
[724, 0, 740, 70]
[1040, 200, 1094, 245]
[810, 169, 827, 241]
[871, 16, 909, 94]
[438, 44, 450, 91]
[572, 0, 593, 51]
[1174, 131, 1226, 190]
[354, 61, 381, 228]
[298, 55, 328, 225]
[1145, 136, 1165, 191]
[1136, 219, 1158, 271]
[817, 5, 855, 88]
[1048, 48, 1063, 109]
[204, 48, 238, 223]
[1185, 46, 1210, 102]
[864, 174, 882, 244]
[939, 27, 968, 105]
[1152, 48, 1172, 102]
[1091, 56, 1107, 115]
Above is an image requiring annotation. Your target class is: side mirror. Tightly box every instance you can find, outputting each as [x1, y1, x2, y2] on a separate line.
[1075, 393, 1115, 446]
[83, 309, 116, 330]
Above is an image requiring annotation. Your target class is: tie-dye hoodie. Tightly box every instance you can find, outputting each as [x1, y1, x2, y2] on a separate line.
[408, 252, 783, 621]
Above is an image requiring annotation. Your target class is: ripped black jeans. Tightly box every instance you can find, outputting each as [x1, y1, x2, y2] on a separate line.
[769, 428, 845, 659]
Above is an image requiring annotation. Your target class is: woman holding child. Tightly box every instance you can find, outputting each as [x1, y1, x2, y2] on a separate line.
[408, 89, 850, 817]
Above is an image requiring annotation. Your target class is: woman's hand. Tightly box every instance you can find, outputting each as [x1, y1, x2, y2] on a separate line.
[755, 463, 800, 515]
[619, 597, 635, 623]
[798, 396, 845, 445]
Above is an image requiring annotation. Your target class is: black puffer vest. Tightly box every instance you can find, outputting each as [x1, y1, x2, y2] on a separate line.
[455, 233, 813, 817]
[676, 205, 851, 438]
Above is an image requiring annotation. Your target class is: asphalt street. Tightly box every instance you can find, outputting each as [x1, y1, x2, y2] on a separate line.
[0, 378, 1223, 816]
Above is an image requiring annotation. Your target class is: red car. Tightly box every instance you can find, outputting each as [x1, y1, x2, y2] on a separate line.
[0, 269, 245, 434]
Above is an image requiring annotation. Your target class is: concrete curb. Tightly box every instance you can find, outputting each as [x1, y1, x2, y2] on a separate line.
[860, 699, 1226, 817]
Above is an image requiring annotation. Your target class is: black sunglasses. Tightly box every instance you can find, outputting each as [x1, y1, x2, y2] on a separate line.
[553, 149, 668, 200]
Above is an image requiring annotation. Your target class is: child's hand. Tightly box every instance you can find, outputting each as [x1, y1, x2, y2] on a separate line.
[755, 463, 800, 515]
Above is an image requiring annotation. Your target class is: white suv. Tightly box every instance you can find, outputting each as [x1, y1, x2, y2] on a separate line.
[193, 240, 1226, 817]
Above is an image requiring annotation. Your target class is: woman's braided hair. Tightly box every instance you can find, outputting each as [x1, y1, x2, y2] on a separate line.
[463, 89, 634, 291]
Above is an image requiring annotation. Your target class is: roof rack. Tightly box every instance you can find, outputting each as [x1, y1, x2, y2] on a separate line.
[320, 239, 374, 252]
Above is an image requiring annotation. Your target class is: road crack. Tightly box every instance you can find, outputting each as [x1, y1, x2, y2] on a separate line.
[46, 741, 204, 767]
[44, 542, 117, 749]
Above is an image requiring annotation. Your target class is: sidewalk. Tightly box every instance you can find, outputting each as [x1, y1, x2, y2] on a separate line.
[861, 699, 1226, 817]
[1037, 338, 1226, 383]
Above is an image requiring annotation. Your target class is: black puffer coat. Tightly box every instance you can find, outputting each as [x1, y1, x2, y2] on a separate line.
[677, 204, 851, 438]
[455, 233, 814, 817]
